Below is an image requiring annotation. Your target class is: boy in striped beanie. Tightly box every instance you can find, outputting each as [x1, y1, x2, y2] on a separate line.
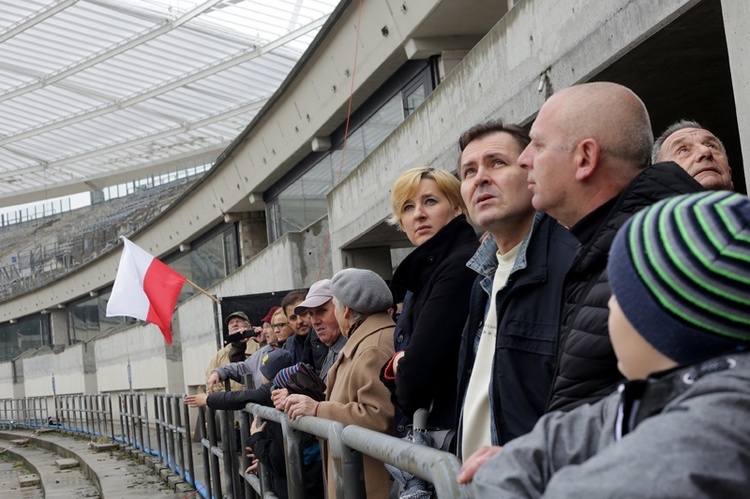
[466, 191, 750, 497]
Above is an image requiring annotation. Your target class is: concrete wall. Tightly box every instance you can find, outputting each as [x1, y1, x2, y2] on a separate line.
[176, 292, 221, 390]
[328, 0, 702, 267]
[93, 323, 180, 393]
[721, 0, 750, 185]
[0, 362, 14, 399]
[21, 344, 94, 397]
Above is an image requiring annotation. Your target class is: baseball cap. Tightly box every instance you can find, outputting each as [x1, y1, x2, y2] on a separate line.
[294, 279, 333, 314]
[225, 311, 250, 324]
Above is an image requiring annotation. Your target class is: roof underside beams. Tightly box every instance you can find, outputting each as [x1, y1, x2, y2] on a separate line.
[0, 0, 339, 206]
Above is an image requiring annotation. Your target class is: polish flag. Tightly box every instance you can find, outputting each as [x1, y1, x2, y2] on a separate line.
[106, 237, 186, 344]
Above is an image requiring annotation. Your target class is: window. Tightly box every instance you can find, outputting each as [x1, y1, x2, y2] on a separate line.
[266, 60, 437, 241]
[0, 315, 50, 361]
[170, 224, 239, 299]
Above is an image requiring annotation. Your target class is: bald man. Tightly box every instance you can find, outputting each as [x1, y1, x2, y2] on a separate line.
[653, 120, 734, 191]
[518, 82, 703, 412]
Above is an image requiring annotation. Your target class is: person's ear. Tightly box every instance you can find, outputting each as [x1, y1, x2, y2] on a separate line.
[344, 306, 353, 319]
[574, 138, 601, 181]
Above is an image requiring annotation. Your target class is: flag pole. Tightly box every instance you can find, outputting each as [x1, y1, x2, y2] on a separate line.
[186, 278, 221, 305]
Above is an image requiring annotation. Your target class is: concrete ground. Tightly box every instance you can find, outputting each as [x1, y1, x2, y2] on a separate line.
[0, 456, 44, 499]
[0, 429, 190, 498]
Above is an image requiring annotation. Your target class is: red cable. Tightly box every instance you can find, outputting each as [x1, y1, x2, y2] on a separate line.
[316, 0, 365, 281]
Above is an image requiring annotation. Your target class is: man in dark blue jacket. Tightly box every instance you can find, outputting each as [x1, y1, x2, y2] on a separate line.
[456, 121, 577, 459]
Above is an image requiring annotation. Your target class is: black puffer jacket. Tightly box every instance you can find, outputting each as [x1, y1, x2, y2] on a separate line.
[546, 162, 703, 412]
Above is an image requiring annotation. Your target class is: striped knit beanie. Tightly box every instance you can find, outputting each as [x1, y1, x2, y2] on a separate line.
[274, 363, 305, 389]
[607, 191, 750, 364]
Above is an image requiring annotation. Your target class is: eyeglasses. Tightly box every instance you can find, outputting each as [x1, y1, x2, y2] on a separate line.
[272, 323, 287, 330]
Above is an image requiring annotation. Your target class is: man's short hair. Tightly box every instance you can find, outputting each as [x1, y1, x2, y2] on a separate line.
[281, 289, 308, 315]
[458, 120, 530, 155]
[652, 119, 727, 164]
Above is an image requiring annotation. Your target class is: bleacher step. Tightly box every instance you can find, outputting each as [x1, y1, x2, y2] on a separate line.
[89, 441, 119, 452]
[55, 457, 79, 469]
[18, 474, 41, 488]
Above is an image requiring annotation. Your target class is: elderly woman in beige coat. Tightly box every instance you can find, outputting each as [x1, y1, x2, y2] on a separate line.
[285, 268, 396, 499]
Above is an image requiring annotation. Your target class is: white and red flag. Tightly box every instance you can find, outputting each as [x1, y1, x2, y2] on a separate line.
[106, 237, 186, 344]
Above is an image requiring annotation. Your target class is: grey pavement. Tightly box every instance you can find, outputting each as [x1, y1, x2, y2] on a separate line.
[0, 437, 98, 498]
[0, 457, 44, 499]
[0, 429, 190, 498]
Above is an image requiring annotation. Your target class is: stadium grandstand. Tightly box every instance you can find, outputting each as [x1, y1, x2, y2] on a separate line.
[0, 0, 748, 496]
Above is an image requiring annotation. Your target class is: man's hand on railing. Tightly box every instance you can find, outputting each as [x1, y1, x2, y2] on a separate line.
[271, 388, 289, 410]
[184, 386, 208, 408]
[457, 445, 503, 484]
[284, 394, 319, 420]
[206, 371, 222, 393]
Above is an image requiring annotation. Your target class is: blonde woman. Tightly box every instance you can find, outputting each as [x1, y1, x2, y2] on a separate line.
[381, 167, 478, 446]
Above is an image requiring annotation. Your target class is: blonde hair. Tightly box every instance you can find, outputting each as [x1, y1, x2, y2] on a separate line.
[389, 167, 465, 229]
[272, 309, 288, 324]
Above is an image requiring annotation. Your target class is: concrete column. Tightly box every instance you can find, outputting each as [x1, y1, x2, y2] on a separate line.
[48, 309, 69, 345]
[438, 51, 470, 82]
[81, 343, 98, 394]
[236, 213, 269, 264]
[721, 0, 750, 191]
[340, 247, 393, 281]
[12, 363, 25, 399]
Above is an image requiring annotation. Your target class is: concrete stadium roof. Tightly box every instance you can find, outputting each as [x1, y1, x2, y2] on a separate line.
[0, 0, 339, 208]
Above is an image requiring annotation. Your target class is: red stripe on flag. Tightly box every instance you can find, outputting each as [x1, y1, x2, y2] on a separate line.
[143, 258, 186, 345]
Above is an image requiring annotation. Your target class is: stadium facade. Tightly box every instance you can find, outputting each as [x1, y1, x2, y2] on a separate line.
[0, 0, 747, 410]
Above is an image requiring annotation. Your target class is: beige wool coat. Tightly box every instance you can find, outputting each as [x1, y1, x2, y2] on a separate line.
[316, 312, 396, 499]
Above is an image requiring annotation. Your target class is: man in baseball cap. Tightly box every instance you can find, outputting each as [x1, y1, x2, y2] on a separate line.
[204, 309, 260, 392]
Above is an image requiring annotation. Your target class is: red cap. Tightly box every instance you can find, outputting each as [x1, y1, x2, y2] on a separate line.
[261, 306, 281, 324]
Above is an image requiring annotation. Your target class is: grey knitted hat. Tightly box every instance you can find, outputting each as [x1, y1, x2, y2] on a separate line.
[331, 268, 393, 314]
[607, 191, 750, 364]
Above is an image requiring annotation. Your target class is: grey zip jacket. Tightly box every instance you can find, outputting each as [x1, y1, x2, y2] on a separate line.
[473, 351, 750, 498]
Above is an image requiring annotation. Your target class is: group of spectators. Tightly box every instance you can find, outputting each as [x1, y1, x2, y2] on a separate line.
[188, 81, 750, 498]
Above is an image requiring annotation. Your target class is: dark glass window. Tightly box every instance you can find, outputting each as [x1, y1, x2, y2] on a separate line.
[266, 60, 437, 242]
[0, 315, 50, 362]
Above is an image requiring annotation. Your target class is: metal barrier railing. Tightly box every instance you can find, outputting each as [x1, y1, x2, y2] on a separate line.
[2, 391, 468, 498]
[237, 405, 275, 499]
[153, 393, 197, 492]
[196, 403, 256, 499]
[1, 393, 203, 496]
[0, 396, 50, 430]
[118, 392, 151, 453]
[0, 398, 19, 429]
[54, 394, 115, 438]
[0, 398, 18, 429]
[243, 403, 469, 499]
